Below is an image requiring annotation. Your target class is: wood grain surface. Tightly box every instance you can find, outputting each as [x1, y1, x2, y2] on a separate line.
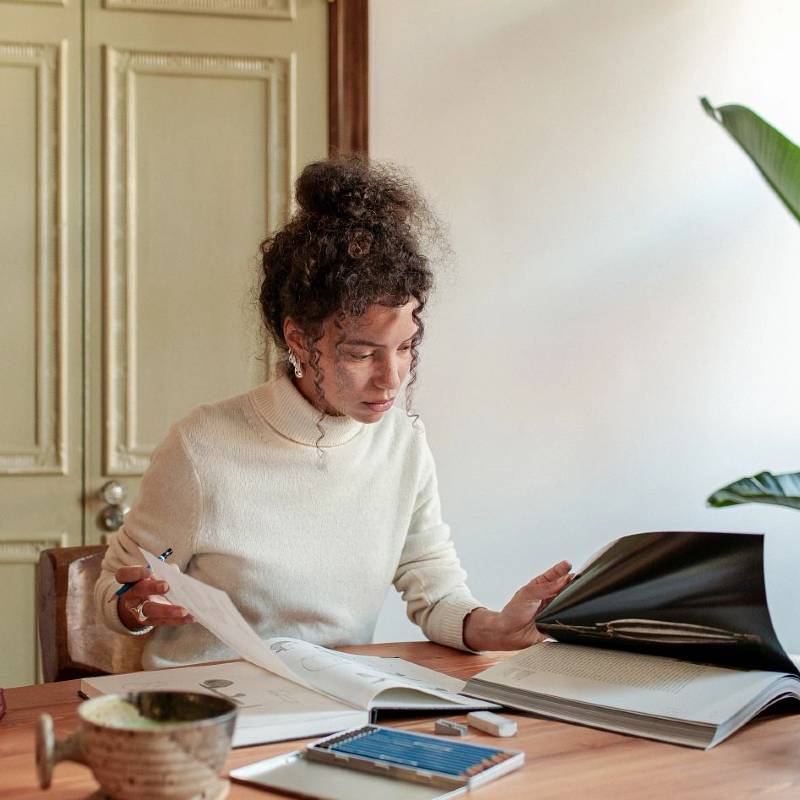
[2, 642, 799, 799]
[37, 546, 145, 683]
[328, 0, 368, 156]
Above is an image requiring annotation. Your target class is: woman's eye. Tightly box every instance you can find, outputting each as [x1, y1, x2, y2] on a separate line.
[350, 352, 373, 361]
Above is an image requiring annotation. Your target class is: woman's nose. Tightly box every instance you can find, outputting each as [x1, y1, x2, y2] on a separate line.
[375, 356, 402, 389]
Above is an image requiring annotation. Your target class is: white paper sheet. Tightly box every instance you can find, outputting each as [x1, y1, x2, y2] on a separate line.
[140, 548, 312, 689]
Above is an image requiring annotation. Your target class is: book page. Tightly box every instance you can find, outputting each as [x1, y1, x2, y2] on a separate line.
[763, 532, 800, 655]
[537, 531, 798, 675]
[262, 638, 494, 710]
[475, 642, 783, 724]
[82, 660, 366, 747]
[342, 655, 468, 692]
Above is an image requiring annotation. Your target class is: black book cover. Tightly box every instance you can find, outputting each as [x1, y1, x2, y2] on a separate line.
[535, 531, 798, 675]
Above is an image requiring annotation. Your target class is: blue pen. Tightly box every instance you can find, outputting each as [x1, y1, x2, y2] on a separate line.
[108, 547, 173, 602]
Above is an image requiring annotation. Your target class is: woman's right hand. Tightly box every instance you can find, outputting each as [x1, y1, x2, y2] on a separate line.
[114, 566, 195, 631]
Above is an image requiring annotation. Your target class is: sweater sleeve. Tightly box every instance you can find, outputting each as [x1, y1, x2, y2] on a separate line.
[94, 423, 203, 636]
[392, 434, 484, 651]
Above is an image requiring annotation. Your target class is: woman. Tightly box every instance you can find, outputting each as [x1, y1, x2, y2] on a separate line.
[95, 156, 571, 669]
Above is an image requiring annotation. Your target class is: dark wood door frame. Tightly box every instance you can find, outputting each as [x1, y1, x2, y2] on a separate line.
[329, 0, 368, 156]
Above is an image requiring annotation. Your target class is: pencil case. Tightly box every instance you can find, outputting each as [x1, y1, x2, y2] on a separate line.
[230, 723, 524, 799]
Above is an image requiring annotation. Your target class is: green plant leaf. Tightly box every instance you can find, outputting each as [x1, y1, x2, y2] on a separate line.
[707, 470, 800, 511]
[701, 97, 800, 224]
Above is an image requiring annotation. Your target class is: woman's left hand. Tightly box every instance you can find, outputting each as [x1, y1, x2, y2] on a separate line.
[462, 560, 573, 651]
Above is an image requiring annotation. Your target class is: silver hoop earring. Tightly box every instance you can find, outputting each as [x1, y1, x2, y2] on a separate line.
[287, 350, 304, 379]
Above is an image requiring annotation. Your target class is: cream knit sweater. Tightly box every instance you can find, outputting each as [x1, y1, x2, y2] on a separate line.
[95, 373, 483, 669]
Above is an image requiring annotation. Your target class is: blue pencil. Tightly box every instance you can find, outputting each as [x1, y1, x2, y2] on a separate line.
[108, 547, 173, 602]
[362, 728, 500, 757]
[336, 746, 486, 776]
[333, 742, 475, 775]
[331, 735, 491, 774]
[335, 735, 483, 760]
[333, 728, 501, 761]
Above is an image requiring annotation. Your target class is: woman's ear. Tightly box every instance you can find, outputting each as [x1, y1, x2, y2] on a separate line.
[283, 318, 305, 356]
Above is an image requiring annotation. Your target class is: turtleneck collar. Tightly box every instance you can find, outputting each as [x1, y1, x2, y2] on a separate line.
[248, 372, 365, 447]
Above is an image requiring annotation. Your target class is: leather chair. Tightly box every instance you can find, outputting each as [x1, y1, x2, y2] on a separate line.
[37, 545, 145, 682]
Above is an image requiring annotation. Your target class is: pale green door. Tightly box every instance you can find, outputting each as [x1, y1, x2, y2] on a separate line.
[0, 0, 84, 687]
[82, 0, 328, 541]
[0, 0, 328, 688]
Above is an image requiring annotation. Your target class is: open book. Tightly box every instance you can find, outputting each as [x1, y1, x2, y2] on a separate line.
[464, 531, 800, 749]
[83, 549, 495, 747]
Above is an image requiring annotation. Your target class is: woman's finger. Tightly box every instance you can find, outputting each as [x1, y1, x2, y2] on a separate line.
[533, 561, 572, 584]
[127, 578, 169, 599]
[537, 575, 571, 598]
[115, 565, 151, 583]
[142, 599, 194, 625]
[537, 574, 577, 612]
[520, 570, 573, 601]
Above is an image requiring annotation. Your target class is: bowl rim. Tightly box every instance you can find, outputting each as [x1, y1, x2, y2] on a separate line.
[78, 691, 238, 733]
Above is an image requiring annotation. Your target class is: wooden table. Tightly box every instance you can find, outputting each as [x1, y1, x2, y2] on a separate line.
[2, 642, 799, 799]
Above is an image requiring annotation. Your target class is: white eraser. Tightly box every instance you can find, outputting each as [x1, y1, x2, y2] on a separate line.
[466, 711, 517, 737]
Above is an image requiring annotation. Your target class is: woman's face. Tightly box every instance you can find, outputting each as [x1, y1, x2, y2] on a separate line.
[287, 301, 419, 423]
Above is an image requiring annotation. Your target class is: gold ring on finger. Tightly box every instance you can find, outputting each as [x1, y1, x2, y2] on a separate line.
[132, 599, 148, 623]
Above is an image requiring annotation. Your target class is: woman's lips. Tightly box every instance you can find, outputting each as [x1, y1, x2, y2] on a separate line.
[364, 398, 394, 412]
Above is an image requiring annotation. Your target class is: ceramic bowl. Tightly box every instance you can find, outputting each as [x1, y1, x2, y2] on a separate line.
[37, 691, 237, 799]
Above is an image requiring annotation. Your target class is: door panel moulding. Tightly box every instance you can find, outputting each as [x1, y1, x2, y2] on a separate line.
[0, 532, 69, 564]
[102, 46, 294, 475]
[103, 0, 294, 19]
[0, 532, 68, 686]
[0, 42, 68, 476]
[2, 0, 65, 6]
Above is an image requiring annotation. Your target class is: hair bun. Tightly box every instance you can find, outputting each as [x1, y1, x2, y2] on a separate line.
[295, 156, 412, 223]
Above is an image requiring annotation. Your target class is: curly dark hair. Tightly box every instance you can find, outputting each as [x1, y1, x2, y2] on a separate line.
[258, 155, 439, 423]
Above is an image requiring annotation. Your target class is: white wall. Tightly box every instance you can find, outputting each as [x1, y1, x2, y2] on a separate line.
[369, 0, 800, 651]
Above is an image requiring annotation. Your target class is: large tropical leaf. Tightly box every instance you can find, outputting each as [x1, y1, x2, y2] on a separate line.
[707, 470, 800, 511]
[701, 97, 800, 224]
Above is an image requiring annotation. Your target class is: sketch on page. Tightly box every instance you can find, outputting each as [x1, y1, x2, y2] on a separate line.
[262, 638, 486, 709]
[339, 654, 469, 694]
[84, 660, 365, 747]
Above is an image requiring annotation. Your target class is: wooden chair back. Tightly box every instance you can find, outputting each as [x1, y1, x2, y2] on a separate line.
[37, 545, 145, 682]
